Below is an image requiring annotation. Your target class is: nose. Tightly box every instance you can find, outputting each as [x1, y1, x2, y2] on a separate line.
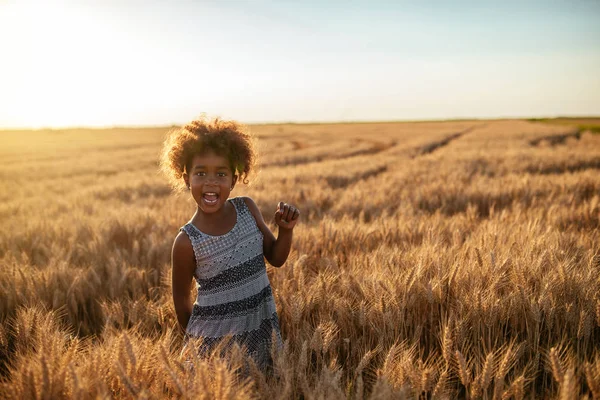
[206, 175, 219, 185]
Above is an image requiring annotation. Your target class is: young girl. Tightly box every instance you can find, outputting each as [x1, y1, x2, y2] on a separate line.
[161, 117, 299, 370]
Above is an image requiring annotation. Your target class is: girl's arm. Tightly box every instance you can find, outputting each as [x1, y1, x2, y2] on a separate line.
[171, 231, 196, 332]
[243, 197, 300, 268]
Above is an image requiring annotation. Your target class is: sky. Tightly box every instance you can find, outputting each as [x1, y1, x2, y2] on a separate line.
[1, 0, 599, 128]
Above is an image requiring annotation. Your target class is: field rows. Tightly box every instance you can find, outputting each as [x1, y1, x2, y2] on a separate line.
[0, 120, 599, 398]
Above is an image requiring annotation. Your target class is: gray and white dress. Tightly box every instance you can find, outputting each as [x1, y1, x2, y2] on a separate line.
[181, 196, 282, 367]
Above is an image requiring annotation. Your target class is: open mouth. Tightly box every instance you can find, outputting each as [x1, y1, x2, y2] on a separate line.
[203, 192, 219, 205]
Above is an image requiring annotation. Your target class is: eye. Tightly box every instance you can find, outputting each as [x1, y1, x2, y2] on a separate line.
[217, 172, 227, 177]
[195, 171, 206, 176]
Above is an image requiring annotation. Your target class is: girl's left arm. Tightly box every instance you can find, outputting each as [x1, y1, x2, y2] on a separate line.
[243, 197, 300, 267]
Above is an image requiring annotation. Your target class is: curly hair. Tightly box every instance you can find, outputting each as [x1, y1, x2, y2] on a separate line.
[160, 116, 257, 191]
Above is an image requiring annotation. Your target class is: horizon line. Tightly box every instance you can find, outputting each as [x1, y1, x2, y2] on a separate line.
[1, 114, 598, 131]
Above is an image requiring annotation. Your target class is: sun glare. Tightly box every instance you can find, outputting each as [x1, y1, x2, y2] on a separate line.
[1, 2, 150, 128]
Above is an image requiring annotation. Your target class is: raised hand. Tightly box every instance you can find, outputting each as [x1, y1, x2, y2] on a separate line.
[275, 202, 300, 230]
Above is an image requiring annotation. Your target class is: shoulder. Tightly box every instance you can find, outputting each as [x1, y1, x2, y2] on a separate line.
[239, 196, 263, 220]
[172, 229, 194, 258]
[240, 196, 257, 209]
[172, 229, 196, 276]
[239, 197, 275, 242]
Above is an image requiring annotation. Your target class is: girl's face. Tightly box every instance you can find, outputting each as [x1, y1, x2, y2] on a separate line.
[185, 150, 237, 214]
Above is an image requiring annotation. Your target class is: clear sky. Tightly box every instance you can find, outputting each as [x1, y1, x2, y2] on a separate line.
[1, 0, 599, 128]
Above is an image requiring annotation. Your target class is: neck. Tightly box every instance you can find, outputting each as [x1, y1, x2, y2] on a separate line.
[195, 201, 230, 223]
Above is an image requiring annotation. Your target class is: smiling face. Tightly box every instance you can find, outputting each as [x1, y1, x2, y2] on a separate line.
[184, 150, 237, 214]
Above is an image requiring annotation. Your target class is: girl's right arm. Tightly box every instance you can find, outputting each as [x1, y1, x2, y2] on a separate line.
[171, 231, 196, 332]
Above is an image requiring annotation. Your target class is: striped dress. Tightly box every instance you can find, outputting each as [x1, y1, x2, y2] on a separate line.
[181, 196, 282, 368]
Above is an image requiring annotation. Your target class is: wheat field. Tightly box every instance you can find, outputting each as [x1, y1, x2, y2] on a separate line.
[0, 119, 599, 399]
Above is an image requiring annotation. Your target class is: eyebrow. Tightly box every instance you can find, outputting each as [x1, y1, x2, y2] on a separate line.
[192, 165, 229, 170]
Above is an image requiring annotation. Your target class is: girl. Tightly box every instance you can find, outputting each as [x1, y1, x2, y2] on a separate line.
[161, 117, 299, 370]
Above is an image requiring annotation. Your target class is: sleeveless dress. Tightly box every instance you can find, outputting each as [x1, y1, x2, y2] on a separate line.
[180, 196, 282, 368]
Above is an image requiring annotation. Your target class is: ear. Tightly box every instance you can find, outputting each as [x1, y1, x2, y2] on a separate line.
[231, 174, 238, 190]
[183, 172, 190, 189]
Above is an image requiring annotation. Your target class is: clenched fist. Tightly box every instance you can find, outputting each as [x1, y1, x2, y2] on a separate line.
[275, 202, 300, 230]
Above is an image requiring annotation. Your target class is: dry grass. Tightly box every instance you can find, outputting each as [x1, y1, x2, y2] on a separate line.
[0, 119, 599, 398]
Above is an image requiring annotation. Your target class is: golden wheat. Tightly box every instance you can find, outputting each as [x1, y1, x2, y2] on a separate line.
[0, 119, 599, 398]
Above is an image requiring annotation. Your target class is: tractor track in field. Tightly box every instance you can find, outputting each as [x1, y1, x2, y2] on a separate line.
[412, 126, 477, 158]
[262, 139, 396, 168]
[524, 158, 600, 175]
[325, 165, 389, 189]
[528, 129, 582, 146]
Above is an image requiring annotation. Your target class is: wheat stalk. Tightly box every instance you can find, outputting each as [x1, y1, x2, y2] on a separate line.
[584, 361, 600, 399]
[455, 350, 471, 387]
[355, 346, 380, 377]
[158, 345, 184, 396]
[441, 325, 453, 367]
[480, 351, 495, 392]
[116, 361, 138, 397]
[559, 367, 577, 400]
[432, 368, 449, 398]
[549, 347, 564, 384]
